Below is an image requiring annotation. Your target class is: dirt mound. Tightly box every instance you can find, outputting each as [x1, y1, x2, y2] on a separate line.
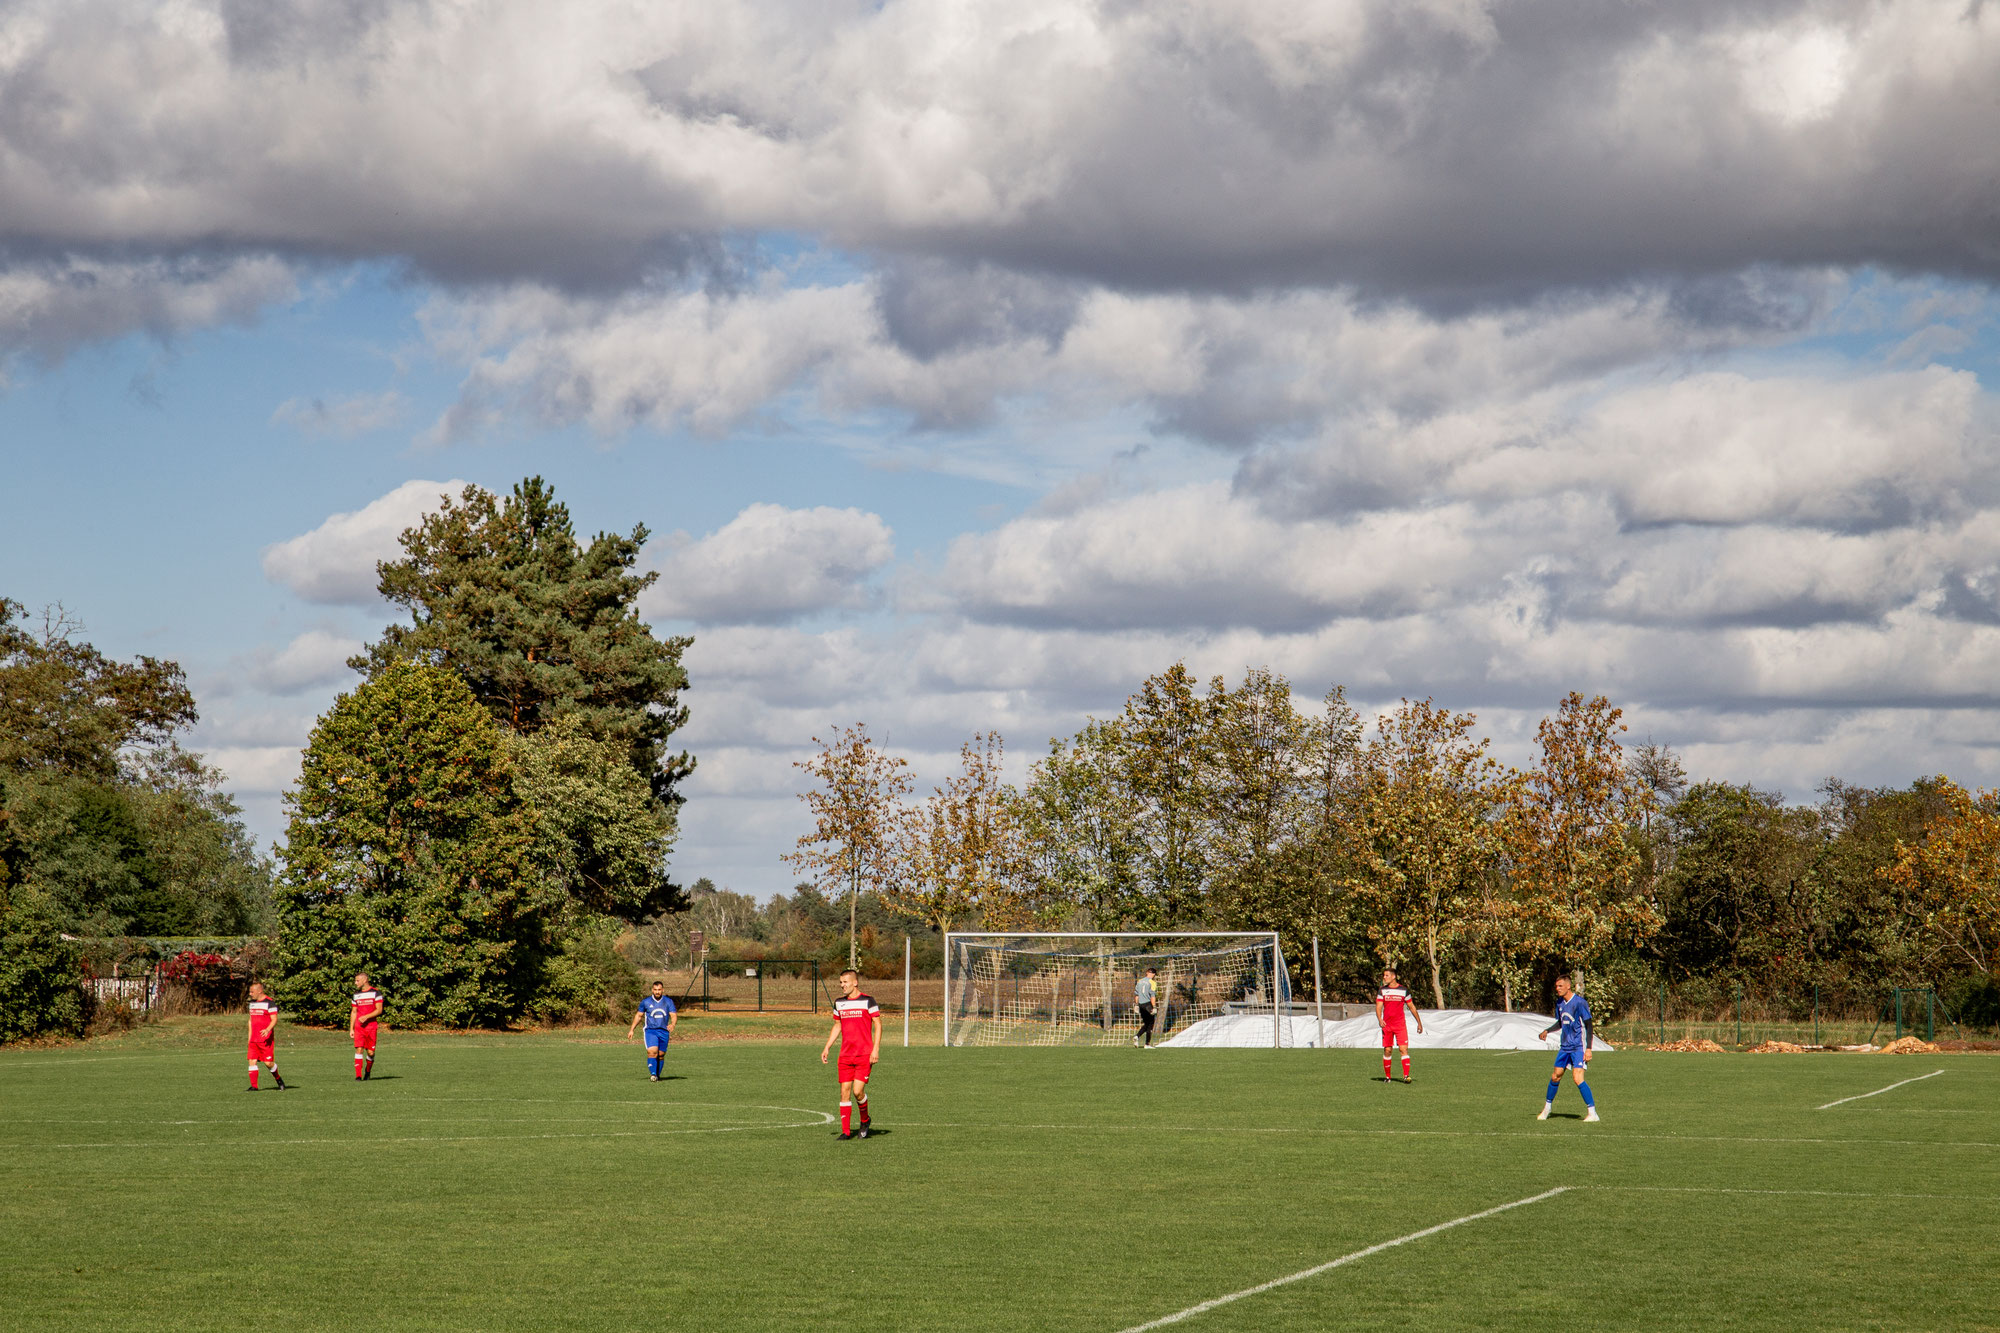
[1748, 1040, 1816, 1053]
[1647, 1037, 1727, 1052]
[1878, 1036, 1942, 1054]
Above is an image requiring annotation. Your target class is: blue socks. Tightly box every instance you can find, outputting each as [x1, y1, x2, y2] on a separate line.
[647, 1054, 662, 1077]
[1545, 1080, 1560, 1103]
[1579, 1081, 1595, 1108]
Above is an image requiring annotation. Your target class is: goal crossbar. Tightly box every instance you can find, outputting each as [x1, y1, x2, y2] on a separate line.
[943, 931, 1288, 1048]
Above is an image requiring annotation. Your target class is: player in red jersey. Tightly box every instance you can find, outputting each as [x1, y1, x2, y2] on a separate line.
[820, 969, 881, 1140]
[350, 972, 384, 1080]
[245, 982, 286, 1091]
[1374, 967, 1424, 1083]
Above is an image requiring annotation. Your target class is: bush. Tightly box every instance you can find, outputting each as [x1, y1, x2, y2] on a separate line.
[1944, 974, 2000, 1031]
[0, 889, 89, 1043]
[529, 920, 642, 1024]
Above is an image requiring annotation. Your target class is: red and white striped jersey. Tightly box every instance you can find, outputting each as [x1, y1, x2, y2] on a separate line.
[833, 993, 879, 1051]
[248, 998, 279, 1042]
[351, 989, 383, 1027]
[1377, 985, 1411, 1025]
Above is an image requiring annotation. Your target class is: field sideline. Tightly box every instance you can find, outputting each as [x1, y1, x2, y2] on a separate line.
[3, 1017, 1996, 1332]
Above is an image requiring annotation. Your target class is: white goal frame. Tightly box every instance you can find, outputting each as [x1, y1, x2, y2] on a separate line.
[943, 931, 1288, 1049]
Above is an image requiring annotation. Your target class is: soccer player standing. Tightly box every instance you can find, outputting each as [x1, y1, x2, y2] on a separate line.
[1133, 967, 1159, 1048]
[1537, 974, 1599, 1121]
[820, 969, 881, 1140]
[350, 972, 384, 1080]
[627, 981, 678, 1081]
[245, 982, 286, 1091]
[1375, 968, 1424, 1082]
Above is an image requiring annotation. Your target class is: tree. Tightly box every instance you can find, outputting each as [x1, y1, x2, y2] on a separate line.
[508, 716, 681, 921]
[1653, 783, 1817, 981]
[0, 600, 196, 780]
[272, 662, 547, 1027]
[888, 732, 1023, 934]
[1013, 720, 1142, 928]
[1504, 693, 1660, 987]
[784, 725, 911, 968]
[1117, 664, 1216, 925]
[0, 887, 88, 1043]
[1882, 777, 2000, 978]
[1353, 699, 1508, 1007]
[353, 478, 694, 818]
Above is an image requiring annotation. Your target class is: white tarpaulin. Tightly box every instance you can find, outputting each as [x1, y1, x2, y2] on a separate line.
[1159, 1007, 1613, 1051]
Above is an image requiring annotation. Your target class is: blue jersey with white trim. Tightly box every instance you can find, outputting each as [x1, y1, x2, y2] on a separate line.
[639, 995, 676, 1031]
[1553, 993, 1592, 1052]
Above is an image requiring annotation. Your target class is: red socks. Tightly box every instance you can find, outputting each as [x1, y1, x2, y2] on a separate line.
[1382, 1054, 1392, 1078]
[858, 1098, 869, 1125]
[1401, 1055, 1411, 1078]
[355, 1054, 365, 1079]
[249, 1068, 259, 1089]
[840, 1102, 852, 1134]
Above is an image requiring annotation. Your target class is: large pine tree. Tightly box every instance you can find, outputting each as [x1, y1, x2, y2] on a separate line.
[354, 479, 692, 804]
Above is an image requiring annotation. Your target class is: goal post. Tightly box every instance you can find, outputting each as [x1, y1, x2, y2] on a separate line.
[942, 932, 1290, 1048]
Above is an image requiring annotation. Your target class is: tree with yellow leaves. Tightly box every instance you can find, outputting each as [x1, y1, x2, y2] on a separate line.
[1503, 693, 1659, 988]
[1882, 777, 2000, 977]
[783, 725, 911, 968]
[1353, 699, 1509, 1007]
[888, 732, 1033, 933]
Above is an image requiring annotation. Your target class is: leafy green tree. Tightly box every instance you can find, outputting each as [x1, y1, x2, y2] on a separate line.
[352, 479, 694, 820]
[0, 600, 196, 779]
[0, 887, 88, 1042]
[509, 716, 681, 921]
[1118, 664, 1215, 924]
[1013, 720, 1142, 928]
[272, 662, 547, 1027]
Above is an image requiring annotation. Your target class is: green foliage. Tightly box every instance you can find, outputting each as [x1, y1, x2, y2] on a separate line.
[272, 662, 547, 1027]
[0, 600, 197, 780]
[528, 918, 643, 1024]
[0, 887, 88, 1042]
[353, 478, 694, 819]
[510, 716, 682, 920]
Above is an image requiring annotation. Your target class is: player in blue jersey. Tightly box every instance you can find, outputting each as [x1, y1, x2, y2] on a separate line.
[627, 981, 678, 1081]
[1536, 974, 1599, 1122]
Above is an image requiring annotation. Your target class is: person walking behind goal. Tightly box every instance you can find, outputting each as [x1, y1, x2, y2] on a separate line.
[1537, 975, 1598, 1122]
[1133, 967, 1159, 1048]
[1375, 968, 1424, 1082]
[627, 980, 678, 1081]
[245, 982, 286, 1091]
[351, 973, 384, 1080]
[821, 969, 881, 1140]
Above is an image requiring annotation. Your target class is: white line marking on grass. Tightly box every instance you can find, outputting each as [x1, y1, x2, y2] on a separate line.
[1817, 1069, 1945, 1110]
[1114, 1188, 1568, 1332]
[18, 1106, 834, 1152]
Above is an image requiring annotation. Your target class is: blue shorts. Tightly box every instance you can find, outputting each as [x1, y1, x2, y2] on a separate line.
[1552, 1048, 1587, 1071]
[643, 1031, 671, 1050]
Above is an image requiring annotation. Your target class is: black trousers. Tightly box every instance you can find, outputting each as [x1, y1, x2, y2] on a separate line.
[1137, 1002, 1157, 1044]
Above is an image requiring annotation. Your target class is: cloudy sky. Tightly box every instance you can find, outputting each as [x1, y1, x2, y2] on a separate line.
[5, 0, 2000, 895]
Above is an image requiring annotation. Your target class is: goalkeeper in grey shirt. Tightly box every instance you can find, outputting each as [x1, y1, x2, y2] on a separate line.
[1133, 968, 1159, 1047]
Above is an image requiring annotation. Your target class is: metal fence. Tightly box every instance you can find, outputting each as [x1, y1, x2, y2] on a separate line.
[658, 960, 948, 1015]
[1595, 982, 1973, 1047]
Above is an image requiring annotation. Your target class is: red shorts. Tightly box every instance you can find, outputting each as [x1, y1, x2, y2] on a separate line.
[1380, 1024, 1408, 1048]
[353, 1025, 378, 1052]
[248, 1039, 274, 1062]
[837, 1055, 873, 1083]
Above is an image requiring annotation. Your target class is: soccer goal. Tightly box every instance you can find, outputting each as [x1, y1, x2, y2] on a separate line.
[943, 932, 1290, 1048]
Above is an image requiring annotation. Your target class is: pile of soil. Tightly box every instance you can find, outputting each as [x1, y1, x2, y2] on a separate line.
[1877, 1036, 1942, 1054]
[1747, 1040, 1817, 1053]
[1647, 1037, 1727, 1052]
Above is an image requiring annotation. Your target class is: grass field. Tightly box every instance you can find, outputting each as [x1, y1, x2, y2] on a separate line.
[3, 1016, 1996, 1332]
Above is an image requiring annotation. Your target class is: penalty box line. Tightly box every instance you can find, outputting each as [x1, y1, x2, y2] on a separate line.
[1114, 1187, 1569, 1333]
[1816, 1069, 1945, 1110]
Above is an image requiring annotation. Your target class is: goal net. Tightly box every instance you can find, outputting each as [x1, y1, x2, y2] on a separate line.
[943, 932, 1290, 1048]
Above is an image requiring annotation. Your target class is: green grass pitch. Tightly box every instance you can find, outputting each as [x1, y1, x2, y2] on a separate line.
[3, 1019, 1996, 1332]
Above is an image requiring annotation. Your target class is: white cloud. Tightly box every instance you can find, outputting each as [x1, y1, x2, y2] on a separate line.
[0, 254, 294, 374]
[260, 479, 467, 605]
[247, 629, 364, 694]
[271, 389, 405, 437]
[643, 504, 894, 625]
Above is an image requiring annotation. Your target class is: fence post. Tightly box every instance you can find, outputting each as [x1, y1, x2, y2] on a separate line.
[1735, 983, 1742, 1046]
[702, 961, 710, 1011]
[757, 967, 764, 1013]
[1927, 988, 1935, 1043]
[1894, 988, 1903, 1041]
[903, 935, 911, 1050]
[1658, 983, 1665, 1044]
[1813, 985, 1819, 1047]
[1312, 937, 1326, 1051]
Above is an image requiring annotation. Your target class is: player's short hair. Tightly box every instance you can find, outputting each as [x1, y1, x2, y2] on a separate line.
[1382, 966, 1397, 977]
[1555, 973, 1573, 985]
[651, 980, 665, 989]
[840, 968, 859, 981]
[1145, 967, 1156, 975]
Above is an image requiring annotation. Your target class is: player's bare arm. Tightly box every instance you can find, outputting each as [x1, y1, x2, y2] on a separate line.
[870, 1014, 882, 1064]
[1409, 999, 1424, 1035]
[821, 1018, 840, 1064]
